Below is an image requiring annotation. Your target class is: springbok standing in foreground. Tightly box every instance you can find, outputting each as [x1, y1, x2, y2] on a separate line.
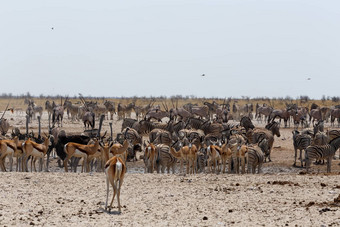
[105, 156, 126, 213]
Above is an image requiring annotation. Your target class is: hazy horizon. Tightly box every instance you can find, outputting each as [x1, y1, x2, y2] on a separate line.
[1, 1, 339, 99]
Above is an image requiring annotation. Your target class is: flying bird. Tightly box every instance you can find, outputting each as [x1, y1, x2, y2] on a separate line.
[201, 74, 205, 77]
[307, 78, 311, 80]
[51, 27, 54, 30]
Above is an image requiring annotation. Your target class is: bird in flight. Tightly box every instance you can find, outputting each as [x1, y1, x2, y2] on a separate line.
[307, 78, 311, 80]
[201, 74, 205, 77]
[51, 27, 54, 30]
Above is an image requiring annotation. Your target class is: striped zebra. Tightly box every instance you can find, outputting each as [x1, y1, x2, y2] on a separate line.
[138, 120, 172, 136]
[239, 116, 254, 132]
[327, 129, 340, 158]
[305, 135, 340, 173]
[292, 130, 312, 167]
[246, 121, 280, 162]
[185, 117, 206, 130]
[149, 129, 172, 146]
[246, 145, 264, 174]
[196, 147, 207, 173]
[121, 118, 139, 132]
[312, 131, 329, 165]
[155, 144, 177, 174]
[123, 127, 142, 144]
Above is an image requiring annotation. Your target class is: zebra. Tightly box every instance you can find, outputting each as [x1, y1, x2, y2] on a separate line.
[0, 118, 10, 136]
[26, 105, 33, 123]
[313, 120, 324, 135]
[152, 130, 172, 146]
[312, 131, 329, 165]
[310, 108, 322, 125]
[190, 105, 209, 119]
[185, 117, 206, 130]
[196, 147, 207, 173]
[82, 111, 95, 129]
[246, 121, 280, 162]
[145, 109, 169, 122]
[138, 119, 173, 136]
[64, 100, 80, 121]
[149, 129, 167, 144]
[268, 108, 292, 127]
[255, 104, 273, 123]
[123, 127, 142, 146]
[239, 116, 254, 132]
[52, 105, 64, 128]
[155, 144, 177, 174]
[103, 100, 116, 120]
[117, 102, 135, 120]
[326, 129, 340, 158]
[203, 101, 219, 120]
[45, 100, 54, 119]
[292, 130, 312, 167]
[121, 118, 139, 132]
[330, 108, 340, 127]
[305, 135, 340, 173]
[246, 145, 264, 174]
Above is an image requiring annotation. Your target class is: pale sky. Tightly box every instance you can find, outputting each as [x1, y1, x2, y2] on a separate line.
[1, 1, 339, 99]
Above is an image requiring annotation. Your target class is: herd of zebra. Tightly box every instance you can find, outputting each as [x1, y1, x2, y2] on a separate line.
[20, 98, 340, 133]
[1, 98, 340, 174]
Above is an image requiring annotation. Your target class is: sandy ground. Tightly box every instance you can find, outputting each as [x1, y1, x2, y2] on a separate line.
[1, 173, 340, 226]
[1, 111, 340, 226]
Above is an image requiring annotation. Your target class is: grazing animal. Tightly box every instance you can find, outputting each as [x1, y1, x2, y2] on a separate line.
[144, 143, 157, 173]
[292, 130, 311, 167]
[330, 108, 340, 127]
[52, 105, 64, 128]
[205, 145, 221, 173]
[63, 139, 100, 172]
[103, 100, 116, 120]
[45, 100, 54, 118]
[305, 136, 340, 173]
[220, 143, 232, 173]
[22, 137, 51, 172]
[247, 121, 280, 162]
[82, 111, 95, 129]
[0, 119, 10, 136]
[170, 144, 197, 174]
[227, 135, 246, 174]
[64, 100, 80, 121]
[104, 156, 126, 213]
[0, 137, 18, 172]
[239, 116, 254, 132]
[246, 145, 264, 174]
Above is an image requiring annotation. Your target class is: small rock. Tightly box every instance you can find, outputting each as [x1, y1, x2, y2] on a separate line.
[321, 183, 326, 187]
[203, 216, 208, 220]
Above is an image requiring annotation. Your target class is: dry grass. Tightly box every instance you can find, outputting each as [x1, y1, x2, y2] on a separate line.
[0, 97, 339, 112]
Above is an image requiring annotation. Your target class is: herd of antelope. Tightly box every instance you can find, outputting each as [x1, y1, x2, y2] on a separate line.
[1, 97, 340, 212]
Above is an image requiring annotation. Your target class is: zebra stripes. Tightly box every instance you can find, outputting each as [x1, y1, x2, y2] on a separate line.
[246, 145, 264, 174]
[155, 144, 177, 174]
[292, 130, 312, 167]
[305, 136, 340, 173]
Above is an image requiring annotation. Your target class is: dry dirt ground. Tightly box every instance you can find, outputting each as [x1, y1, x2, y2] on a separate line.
[1, 111, 340, 226]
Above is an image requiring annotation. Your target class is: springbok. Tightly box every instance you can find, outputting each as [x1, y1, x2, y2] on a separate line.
[105, 156, 127, 213]
[0, 137, 18, 172]
[22, 137, 51, 172]
[63, 139, 100, 172]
